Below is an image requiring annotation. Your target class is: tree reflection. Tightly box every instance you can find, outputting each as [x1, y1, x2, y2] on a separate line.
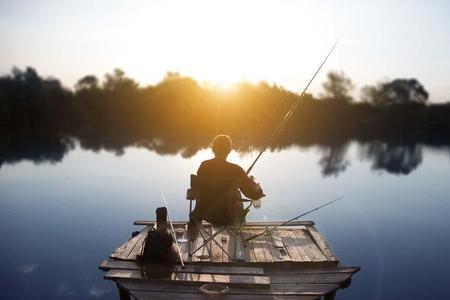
[318, 143, 350, 177]
[360, 142, 423, 175]
[0, 132, 436, 178]
[2, 67, 450, 175]
[0, 133, 74, 168]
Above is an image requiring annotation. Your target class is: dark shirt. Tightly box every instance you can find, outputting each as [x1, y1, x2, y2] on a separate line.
[197, 157, 262, 200]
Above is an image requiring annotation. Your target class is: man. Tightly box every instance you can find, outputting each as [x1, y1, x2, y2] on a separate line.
[194, 134, 264, 223]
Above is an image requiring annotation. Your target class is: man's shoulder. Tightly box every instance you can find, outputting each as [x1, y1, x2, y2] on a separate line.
[200, 158, 245, 173]
[199, 158, 216, 166]
[226, 161, 246, 174]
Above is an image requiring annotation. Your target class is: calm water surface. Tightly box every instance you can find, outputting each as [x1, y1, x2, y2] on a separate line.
[1, 142, 449, 299]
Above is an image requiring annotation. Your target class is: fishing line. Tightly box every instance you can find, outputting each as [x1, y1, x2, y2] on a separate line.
[244, 195, 344, 243]
[246, 40, 338, 175]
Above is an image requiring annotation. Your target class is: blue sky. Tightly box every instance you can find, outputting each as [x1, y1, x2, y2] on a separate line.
[1, 0, 449, 102]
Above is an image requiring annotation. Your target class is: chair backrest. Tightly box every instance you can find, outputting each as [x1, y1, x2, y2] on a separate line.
[190, 174, 239, 225]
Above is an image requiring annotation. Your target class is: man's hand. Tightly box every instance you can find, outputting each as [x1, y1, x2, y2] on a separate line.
[255, 183, 265, 198]
[248, 175, 265, 198]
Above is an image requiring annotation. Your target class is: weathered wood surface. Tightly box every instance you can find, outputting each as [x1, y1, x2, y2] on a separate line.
[305, 225, 338, 261]
[100, 259, 359, 276]
[100, 259, 265, 274]
[111, 222, 337, 264]
[105, 265, 352, 287]
[110, 227, 150, 260]
[130, 290, 320, 300]
[105, 269, 270, 288]
[134, 220, 315, 226]
[104, 221, 359, 299]
[117, 280, 338, 296]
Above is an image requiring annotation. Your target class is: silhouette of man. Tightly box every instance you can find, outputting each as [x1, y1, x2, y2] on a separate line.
[195, 135, 264, 222]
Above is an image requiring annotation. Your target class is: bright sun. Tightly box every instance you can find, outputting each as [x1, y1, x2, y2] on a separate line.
[120, 0, 336, 91]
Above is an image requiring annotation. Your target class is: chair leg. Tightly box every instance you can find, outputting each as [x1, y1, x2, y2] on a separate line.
[190, 225, 233, 260]
[197, 225, 212, 257]
[228, 229, 246, 247]
[210, 231, 232, 259]
[190, 225, 222, 256]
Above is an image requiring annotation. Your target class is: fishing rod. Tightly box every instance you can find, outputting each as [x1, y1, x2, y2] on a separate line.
[246, 41, 338, 175]
[159, 187, 185, 268]
[244, 196, 344, 243]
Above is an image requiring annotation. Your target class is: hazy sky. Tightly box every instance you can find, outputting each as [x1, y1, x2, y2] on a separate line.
[1, 0, 449, 102]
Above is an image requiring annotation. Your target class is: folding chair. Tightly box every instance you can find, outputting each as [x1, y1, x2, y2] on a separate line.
[186, 174, 253, 261]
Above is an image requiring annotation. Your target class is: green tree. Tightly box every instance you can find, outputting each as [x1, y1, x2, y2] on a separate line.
[321, 71, 354, 103]
[103, 69, 138, 92]
[75, 75, 99, 91]
[362, 79, 428, 106]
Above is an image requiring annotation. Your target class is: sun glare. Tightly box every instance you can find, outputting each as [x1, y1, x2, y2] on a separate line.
[119, 0, 336, 92]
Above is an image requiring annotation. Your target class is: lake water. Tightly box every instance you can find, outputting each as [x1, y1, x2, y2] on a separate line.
[1, 141, 449, 299]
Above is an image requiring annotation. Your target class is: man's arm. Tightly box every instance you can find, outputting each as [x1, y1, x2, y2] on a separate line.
[237, 169, 264, 200]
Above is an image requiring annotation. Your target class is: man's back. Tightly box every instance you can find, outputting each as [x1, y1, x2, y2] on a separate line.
[197, 157, 262, 200]
[190, 135, 264, 225]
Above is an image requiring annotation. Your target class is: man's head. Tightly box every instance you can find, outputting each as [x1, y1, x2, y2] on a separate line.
[211, 135, 232, 158]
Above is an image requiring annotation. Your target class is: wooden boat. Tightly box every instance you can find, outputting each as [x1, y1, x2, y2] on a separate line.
[100, 219, 360, 299]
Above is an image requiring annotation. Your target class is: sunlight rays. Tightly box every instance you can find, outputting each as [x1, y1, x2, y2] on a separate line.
[119, 0, 336, 89]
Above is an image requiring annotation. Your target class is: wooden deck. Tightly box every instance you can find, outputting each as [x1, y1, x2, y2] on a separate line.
[101, 220, 359, 300]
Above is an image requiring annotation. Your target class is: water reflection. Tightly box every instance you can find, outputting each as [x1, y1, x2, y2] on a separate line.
[360, 142, 423, 175]
[1, 132, 449, 177]
[0, 133, 74, 168]
[318, 142, 350, 177]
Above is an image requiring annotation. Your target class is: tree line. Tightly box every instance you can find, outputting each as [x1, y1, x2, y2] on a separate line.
[0, 67, 449, 157]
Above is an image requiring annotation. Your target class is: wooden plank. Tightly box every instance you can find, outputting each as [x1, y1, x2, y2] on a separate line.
[99, 259, 264, 274]
[243, 222, 313, 228]
[105, 270, 270, 288]
[263, 266, 361, 275]
[241, 230, 256, 262]
[134, 220, 315, 226]
[131, 290, 320, 300]
[250, 230, 270, 263]
[272, 235, 284, 248]
[226, 230, 236, 262]
[287, 230, 311, 262]
[173, 273, 270, 287]
[118, 280, 337, 295]
[293, 229, 327, 262]
[264, 234, 284, 262]
[305, 225, 338, 261]
[192, 227, 209, 262]
[100, 259, 359, 277]
[186, 224, 199, 262]
[110, 227, 150, 260]
[278, 230, 303, 262]
[268, 231, 294, 262]
[110, 233, 141, 260]
[270, 283, 338, 295]
[127, 230, 148, 260]
[269, 273, 352, 284]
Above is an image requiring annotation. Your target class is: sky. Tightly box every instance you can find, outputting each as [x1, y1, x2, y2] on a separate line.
[1, 0, 449, 102]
